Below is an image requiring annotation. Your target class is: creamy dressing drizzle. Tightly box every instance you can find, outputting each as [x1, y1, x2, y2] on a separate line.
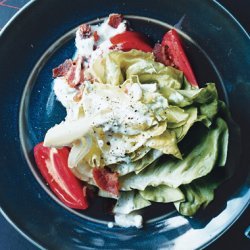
[75, 18, 126, 67]
[114, 213, 143, 228]
[53, 16, 127, 122]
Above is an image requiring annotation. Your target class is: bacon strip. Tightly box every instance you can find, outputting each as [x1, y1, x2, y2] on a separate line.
[93, 167, 119, 195]
[52, 59, 73, 78]
[93, 31, 100, 42]
[108, 14, 123, 28]
[79, 24, 92, 39]
[52, 56, 84, 88]
[66, 56, 84, 87]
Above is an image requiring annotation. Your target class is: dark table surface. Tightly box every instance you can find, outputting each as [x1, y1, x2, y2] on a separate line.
[0, 0, 249, 249]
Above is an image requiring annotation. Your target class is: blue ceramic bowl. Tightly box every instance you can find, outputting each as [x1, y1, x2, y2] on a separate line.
[0, 0, 249, 249]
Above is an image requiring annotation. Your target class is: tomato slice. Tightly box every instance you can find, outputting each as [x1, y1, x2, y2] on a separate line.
[110, 31, 153, 53]
[92, 167, 119, 196]
[34, 143, 88, 209]
[161, 29, 198, 87]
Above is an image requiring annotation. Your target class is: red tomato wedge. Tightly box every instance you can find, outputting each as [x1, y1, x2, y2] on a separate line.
[34, 143, 88, 209]
[110, 31, 153, 53]
[161, 29, 198, 87]
[92, 167, 119, 196]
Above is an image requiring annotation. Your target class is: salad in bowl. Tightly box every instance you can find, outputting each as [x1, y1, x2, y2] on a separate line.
[34, 14, 229, 228]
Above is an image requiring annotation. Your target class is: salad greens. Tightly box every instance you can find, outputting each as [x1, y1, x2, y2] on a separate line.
[95, 50, 228, 220]
[119, 118, 228, 190]
[140, 185, 184, 203]
[91, 49, 183, 88]
[45, 49, 229, 226]
[174, 173, 223, 216]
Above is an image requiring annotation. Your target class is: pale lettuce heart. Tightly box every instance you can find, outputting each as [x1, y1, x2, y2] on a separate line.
[82, 133, 104, 167]
[120, 121, 167, 154]
[93, 122, 166, 166]
[70, 160, 93, 182]
[146, 130, 182, 159]
[68, 135, 92, 168]
[163, 106, 189, 128]
[113, 149, 163, 176]
[129, 146, 151, 162]
[91, 50, 183, 88]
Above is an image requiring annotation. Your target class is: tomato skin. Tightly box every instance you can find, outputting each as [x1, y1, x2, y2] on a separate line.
[34, 143, 88, 209]
[92, 167, 119, 196]
[161, 29, 198, 87]
[110, 31, 153, 53]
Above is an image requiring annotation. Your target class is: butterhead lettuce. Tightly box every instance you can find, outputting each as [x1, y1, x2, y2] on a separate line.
[49, 49, 230, 226]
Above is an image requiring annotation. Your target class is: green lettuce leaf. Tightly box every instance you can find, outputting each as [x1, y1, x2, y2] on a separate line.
[164, 106, 190, 128]
[120, 118, 228, 190]
[174, 173, 222, 216]
[171, 107, 198, 142]
[140, 185, 184, 203]
[91, 50, 183, 88]
[159, 82, 218, 110]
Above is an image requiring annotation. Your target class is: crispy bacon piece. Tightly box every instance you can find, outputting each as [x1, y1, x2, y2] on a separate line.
[153, 43, 175, 67]
[52, 56, 84, 88]
[93, 167, 119, 195]
[93, 31, 99, 42]
[52, 59, 73, 78]
[108, 14, 123, 28]
[79, 24, 92, 38]
[66, 56, 84, 87]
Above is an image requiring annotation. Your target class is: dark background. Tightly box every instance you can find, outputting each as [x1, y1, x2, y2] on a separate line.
[0, 0, 249, 249]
